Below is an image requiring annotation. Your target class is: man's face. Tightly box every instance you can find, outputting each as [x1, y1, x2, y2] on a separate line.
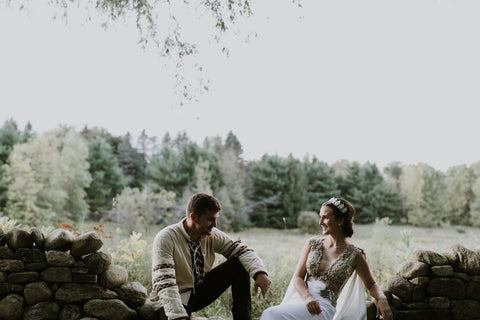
[193, 210, 219, 236]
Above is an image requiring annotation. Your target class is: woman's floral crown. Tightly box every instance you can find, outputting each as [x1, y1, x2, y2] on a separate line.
[324, 197, 347, 214]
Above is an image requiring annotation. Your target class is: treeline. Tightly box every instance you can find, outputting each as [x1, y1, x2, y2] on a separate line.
[0, 119, 479, 231]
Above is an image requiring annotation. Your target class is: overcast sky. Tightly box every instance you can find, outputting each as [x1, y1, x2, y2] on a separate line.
[1, 0, 479, 172]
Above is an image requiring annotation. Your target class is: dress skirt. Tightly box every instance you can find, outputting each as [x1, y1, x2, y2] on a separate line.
[260, 280, 336, 320]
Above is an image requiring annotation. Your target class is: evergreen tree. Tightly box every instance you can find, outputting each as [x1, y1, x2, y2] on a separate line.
[281, 155, 308, 228]
[86, 137, 127, 218]
[247, 154, 289, 228]
[116, 133, 147, 188]
[303, 156, 339, 212]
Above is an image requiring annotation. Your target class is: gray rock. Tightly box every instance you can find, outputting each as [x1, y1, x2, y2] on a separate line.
[411, 246, 448, 266]
[8, 271, 38, 283]
[431, 265, 454, 276]
[443, 244, 480, 274]
[59, 304, 83, 320]
[0, 283, 24, 295]
[83, 299, 137, 320]
[396, 261, 430, 279]
[412, 283, 426, 301]
[114, 281, 148, 309]
[83, 252, 112, 275]
[0, 259, 24, 272]
[387, 275, 414, 302]
[72, 274, 98, 284]
[45, 229, 74, 252]
[0, 246, 13, 258]
[40, 267, 72, 283]
[23, 301, 59, 320]
[466, 281, 480, 300]
[55, 283, 105, 303]
[5, 227, 33, 250]
[30, 227, 45, 251]
[410, 277, 429, 285]
[429, 297, 450, 309]
[25, 262, 49, 271]
[13, 248, 46, 263]
[70, 231, 103, 257]
[46, 250, 76, 267]
[0, 294, 24, 320]
[395, 309, 450, 320]
[24, 281, 53, 305]
[98, 265, 128, 289]
[0, 271, 6, 282]
[427, 277, 465, 299]
[451, 300, 480, 320]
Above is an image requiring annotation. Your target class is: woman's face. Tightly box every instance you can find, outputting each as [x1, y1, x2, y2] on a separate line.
[319, 206, 342, 235]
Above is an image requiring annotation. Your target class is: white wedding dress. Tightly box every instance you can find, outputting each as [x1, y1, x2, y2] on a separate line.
[261, 237, 367, 320]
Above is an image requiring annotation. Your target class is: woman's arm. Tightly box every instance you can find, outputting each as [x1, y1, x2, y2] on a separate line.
[354, 253, 393, 320]
[292, 238, 322, 315]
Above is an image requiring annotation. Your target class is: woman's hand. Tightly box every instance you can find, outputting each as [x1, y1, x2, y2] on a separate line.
[305, 296, 322, 315]
[376, 297, 393, 320]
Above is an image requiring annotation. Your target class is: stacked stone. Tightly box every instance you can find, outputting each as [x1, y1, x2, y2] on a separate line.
[0, 227, 150, 320]
[385, 244, 480, 320]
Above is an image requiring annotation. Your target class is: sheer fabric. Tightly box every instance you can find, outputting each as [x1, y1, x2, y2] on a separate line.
[262, 237, 367, 320]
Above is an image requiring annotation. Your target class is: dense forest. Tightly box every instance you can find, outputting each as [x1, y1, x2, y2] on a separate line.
[0, 119, 479, 231]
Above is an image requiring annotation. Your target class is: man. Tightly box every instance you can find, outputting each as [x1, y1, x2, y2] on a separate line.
[151, 193, 271, 320]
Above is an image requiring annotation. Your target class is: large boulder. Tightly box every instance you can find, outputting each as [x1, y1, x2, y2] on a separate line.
[396, 261, 430, 279]
[411, 247, 448, 266]
[24, 281, 53, 305]
[451, 300, 480, 320]
[59, 304, 83, 320]
[45, 229, 74, 252]
[41, 267, 72, 283]
[387, 275, 414, 302]
[83, 252, 112, 275]
[98, 265, 128, 289]
[30, 227, 45, 251]
[70, 231, 103, 258]
[5, 228, 33, 250]
[443, 244, 480, 274]
[55, 283, 105, 303]
[114, 281, 148, 309]
[23, 301, 59, 320]
[46, 250, 76, 267]
[0, 294, 24, 320]
[13, 248, 46, 263]
[0, 259, 24, 273]
[83, 299, 137, 320]
[426, 277, 465, 299]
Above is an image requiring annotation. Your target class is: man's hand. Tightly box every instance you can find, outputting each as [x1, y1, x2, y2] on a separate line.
[254, 272, 271, 299]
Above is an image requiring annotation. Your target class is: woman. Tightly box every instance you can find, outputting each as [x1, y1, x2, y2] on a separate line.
[261, 197, 393, 320]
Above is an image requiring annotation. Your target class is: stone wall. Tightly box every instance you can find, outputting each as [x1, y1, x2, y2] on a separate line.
[0, 227, 153, 320]
[385, 244, 480, 320]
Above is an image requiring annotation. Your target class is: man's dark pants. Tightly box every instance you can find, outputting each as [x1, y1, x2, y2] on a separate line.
[154, 258, 251, 320]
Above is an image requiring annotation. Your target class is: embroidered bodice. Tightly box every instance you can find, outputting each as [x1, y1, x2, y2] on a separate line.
[306, 236, 364, 307]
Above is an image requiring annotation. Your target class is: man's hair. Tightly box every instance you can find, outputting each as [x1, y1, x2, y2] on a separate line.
[186, 193, 222, 217]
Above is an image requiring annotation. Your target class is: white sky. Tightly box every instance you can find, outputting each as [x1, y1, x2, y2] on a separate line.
[1, 0, 480, 172]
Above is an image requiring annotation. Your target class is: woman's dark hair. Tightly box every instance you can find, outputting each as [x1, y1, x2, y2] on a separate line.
[322, 198, 355, 237]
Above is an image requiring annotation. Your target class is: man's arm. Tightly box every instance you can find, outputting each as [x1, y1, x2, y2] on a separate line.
[214, 230, 271, 297]
[151, 231, 189, 320]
